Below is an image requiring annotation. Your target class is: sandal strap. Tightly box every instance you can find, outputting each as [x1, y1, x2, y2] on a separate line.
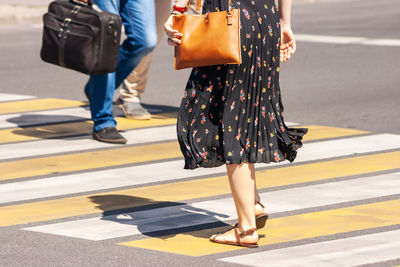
[233, 227, 240, 244]
[240, 227, 257, 238]
[234, 226, 258, 244]
[255, 201, 265, 208]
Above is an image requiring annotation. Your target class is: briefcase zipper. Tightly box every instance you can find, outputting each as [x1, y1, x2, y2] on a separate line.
[45, 12, 97, 35]
[45, 24, 94, 39]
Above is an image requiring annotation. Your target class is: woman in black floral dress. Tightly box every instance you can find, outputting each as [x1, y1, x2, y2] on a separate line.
[165, 0, 307, 247]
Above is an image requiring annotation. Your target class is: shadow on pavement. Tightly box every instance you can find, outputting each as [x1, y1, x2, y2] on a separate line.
[89, 194, 231, 240]
[6, 103, 179, 140]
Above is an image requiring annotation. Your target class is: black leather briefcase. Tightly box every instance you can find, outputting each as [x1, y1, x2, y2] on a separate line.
[40, 0, 122, 75]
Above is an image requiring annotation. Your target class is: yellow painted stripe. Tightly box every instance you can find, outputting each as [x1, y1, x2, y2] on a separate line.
[0, 141, 181, 181]
[0, 120, 365, 145]
[0, 113, 177, 144]
[120, 199, 400, 256]
[0, 98, 86, 115]
[0, 125, 366, 181]
[0, 151, 399, 226]
[301, 125, 367, 142]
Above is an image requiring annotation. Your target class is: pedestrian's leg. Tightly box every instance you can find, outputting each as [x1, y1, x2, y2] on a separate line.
[209, 163, 258, 245]
[120, 53, 154, 103]
[251, 164, 261, 203]
[119, 0, 172, 103]
[85, 0, 120, 133]
[117, 53, 153, 119]
[227, 163, 257, 231]
[86, 0, 156, 142]
[115, 0, 157, 88]
[251, 164, 268, 228]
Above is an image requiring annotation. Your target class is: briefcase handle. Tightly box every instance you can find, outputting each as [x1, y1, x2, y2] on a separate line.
[70, 0, 94, 7]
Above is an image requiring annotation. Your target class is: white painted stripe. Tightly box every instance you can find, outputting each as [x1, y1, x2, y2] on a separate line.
[0, 104, 296, 131]
[0, 125, 177, 161]
[219, 229, 400, 267]
[24, 172, 400, 240]
[0, 107, 90, 129]
[361, 38, 400, 47]
[0, 121, 296, 160]
[0, 93, 35, 102]
[295, 34, 400, 47]
[1, 161, 224, 204]
[1, 134, 400, 205]
[296, 34, 367, 44]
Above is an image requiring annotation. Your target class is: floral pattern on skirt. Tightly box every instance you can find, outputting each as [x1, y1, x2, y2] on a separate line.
[177, 0, 308, 169]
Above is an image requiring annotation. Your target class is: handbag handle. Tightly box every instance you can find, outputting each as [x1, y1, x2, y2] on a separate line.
[185, 0, 202, 11]
[185, 0, 232, 11]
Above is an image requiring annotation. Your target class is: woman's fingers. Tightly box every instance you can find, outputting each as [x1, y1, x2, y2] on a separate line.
[166, 32, 182, 39]
[167, 37, 181, 46]
[288, 40, 296, 55]
[163, 16, 181, 38]
[164, 25, 182, 46]
[164, 24, 177, 37]
[167, 38, 175, 46]
[280, 39, 296, 63]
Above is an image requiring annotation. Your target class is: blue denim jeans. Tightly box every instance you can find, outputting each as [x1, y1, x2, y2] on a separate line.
[85, 0, 157, 132]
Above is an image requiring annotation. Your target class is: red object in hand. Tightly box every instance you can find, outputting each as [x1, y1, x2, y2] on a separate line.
[173, 5, 188, 13]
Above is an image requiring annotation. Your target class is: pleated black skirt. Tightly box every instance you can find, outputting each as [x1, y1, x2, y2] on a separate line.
[177, 0, 308, 169]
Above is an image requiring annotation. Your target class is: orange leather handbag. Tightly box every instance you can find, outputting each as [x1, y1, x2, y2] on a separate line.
[173, 0, 242, 70]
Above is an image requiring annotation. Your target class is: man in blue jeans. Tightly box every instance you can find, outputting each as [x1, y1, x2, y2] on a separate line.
[84, 0, 157, 144]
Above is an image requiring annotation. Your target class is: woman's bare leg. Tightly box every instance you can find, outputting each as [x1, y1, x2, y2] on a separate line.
[210, 162, 259, 244]
[251, 164, 261, 203]
[251, 164, 265, 216]
[226, 163, 256, 230]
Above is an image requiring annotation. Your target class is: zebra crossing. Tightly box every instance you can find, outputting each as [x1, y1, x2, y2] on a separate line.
[0, 93, 399, 266]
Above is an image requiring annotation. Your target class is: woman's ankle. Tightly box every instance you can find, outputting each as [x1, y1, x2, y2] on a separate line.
[255, 201, 265, 216]
[236, 226, 259, 242]
[237, 222, 257, 232]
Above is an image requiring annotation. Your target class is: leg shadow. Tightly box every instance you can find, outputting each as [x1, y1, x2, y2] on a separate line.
[88, 194, 231, 240]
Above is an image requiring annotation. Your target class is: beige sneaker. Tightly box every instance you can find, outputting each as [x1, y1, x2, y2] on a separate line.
[116, 98, 151, 120]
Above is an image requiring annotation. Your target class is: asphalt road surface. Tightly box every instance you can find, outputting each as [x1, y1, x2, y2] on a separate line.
[1, 0, 400, 134]
[0, 0, 400, 266]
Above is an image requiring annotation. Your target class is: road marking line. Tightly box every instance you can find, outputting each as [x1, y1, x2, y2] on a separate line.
[295, 34, 400, 47]
[0, 98, 86, 115]
[0, 107, 90, 129]
[1, 150, 400, 226]
[0, 140, 181, 182]
[0, 113, 297, 143]
[0, 125, 366, 161]
[0, 125, 371, 182]
[0, 125, 177, 161]
[119, 199, 400, 256]
[0, 132, 389, 205]
[0, 112, 177, 144]
[23, 172, 400, 241]
[0, 93, 35, 102]
[219, 229, 400, 267]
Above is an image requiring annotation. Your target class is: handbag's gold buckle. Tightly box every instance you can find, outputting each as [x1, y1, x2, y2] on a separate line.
[227, 11, 233, 25]
[227, 3, 233, 25]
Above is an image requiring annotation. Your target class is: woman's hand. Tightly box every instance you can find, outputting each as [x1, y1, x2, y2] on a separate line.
[280, 24, 296, 63]
[164, 15, 182, 46]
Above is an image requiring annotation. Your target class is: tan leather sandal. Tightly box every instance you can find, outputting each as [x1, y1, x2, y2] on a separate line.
[232, 201, 269, 230]
[255, 201, 269, 229]
[210, 227, 259, 248]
